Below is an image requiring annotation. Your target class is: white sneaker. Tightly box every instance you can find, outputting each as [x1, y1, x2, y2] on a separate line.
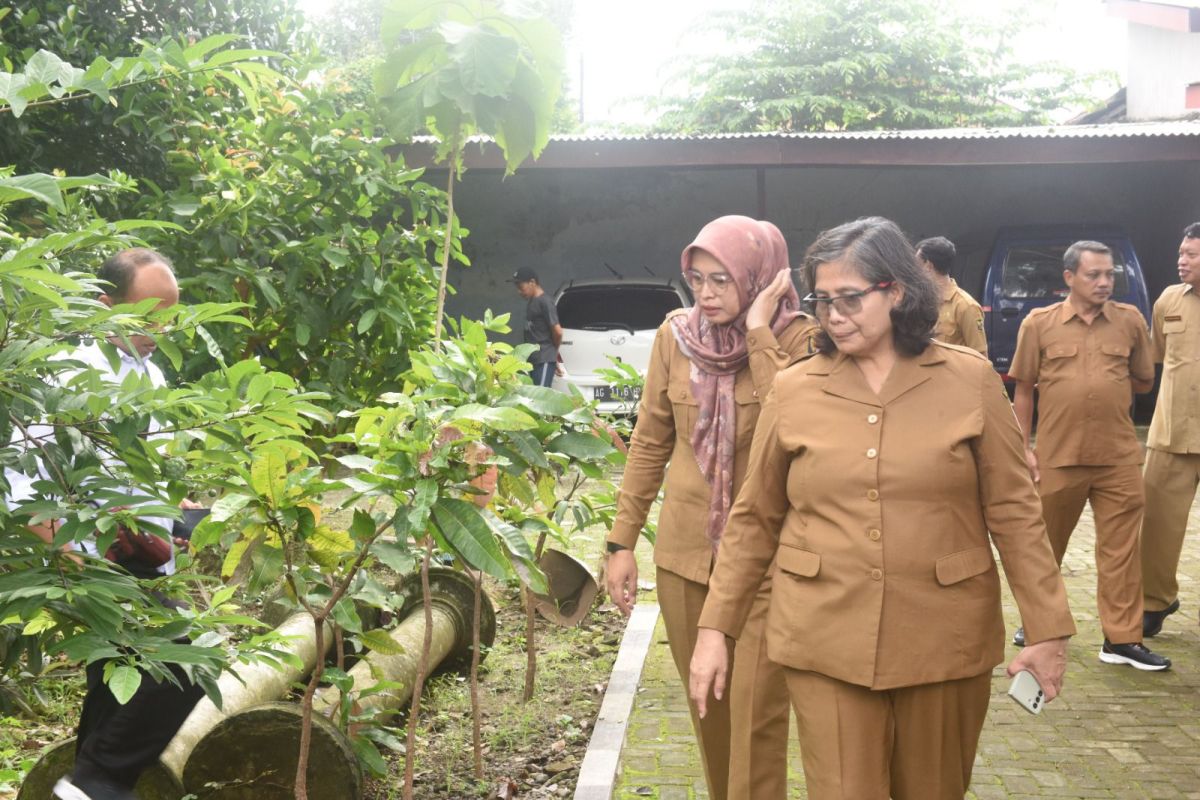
[53, 777, 94, 800]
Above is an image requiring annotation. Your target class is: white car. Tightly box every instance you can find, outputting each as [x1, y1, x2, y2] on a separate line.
[552, 278, 692, 414]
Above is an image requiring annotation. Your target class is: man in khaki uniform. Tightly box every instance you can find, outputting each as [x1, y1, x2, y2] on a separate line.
[916, 236, 988, 356]
[1141, 222, 1200, 638]
[1010, 240, 1169, 670]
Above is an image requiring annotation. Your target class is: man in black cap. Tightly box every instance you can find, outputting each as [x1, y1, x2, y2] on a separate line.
[510, 267, 562, 387]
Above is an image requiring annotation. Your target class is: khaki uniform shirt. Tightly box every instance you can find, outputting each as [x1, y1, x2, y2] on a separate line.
[936, 279, 988, 357]
[1147, 284, 1200, 453]
[1008, 300, 1153, 468]
[607, 312, 820, 584]
[697, 343, 1075, 690]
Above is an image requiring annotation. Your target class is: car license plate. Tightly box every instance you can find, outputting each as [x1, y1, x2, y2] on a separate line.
[594, 385, 641, 403]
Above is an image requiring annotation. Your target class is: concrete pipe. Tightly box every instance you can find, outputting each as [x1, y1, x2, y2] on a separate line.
[312, 567, 496, 720]
[16, 611, 333, 800]
[158, 611, 334, 778]
[179, 568, 495, 799]
[16, 739, 183, 800]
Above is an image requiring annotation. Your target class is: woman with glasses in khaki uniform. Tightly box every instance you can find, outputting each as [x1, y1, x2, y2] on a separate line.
[690, 217, 1076, 800]
[605, 215, 819, 800]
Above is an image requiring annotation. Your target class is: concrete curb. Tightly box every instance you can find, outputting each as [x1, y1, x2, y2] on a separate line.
[574, 602, 661, 800]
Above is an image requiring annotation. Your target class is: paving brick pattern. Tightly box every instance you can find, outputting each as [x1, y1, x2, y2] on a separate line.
[612, 497, 1200, 799]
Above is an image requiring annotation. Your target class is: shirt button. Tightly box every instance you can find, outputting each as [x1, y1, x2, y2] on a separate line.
[869, 529, 881, 541]
[752, 390, 758, 398]
[867, 489, 879, 501]
[866, 448, 878, 458]
[870, 568, 883, 581]
[867, 414, 879, 424]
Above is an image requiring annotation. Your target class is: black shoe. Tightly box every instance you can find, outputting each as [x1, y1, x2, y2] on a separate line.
[1099, 640, 1172, 671]
[1142, 599, 1180, 638]
[1012, 626, 1025, 647]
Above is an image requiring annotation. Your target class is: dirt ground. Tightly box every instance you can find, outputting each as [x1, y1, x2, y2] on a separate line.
[365, 581, 626, 800]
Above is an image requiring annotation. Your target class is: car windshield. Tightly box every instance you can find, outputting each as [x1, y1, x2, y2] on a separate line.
[557, 286, 685, 331]
[1001, 244, 1130, 299]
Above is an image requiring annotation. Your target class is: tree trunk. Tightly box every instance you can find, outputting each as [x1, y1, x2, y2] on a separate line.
[522, 532, 549, 703]
[293, 613, 327, 800]
[403, 537, 435, 800]
[471, 568, 484, 779]
[433, 152, 458, 347]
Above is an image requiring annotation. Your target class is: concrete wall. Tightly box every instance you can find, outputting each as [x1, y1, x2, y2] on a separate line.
[1127, 23, 1200, 119]
[442, 161, 1200, 339]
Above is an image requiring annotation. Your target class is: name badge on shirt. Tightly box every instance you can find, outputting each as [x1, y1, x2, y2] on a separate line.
[1165, 315, 1183, 322]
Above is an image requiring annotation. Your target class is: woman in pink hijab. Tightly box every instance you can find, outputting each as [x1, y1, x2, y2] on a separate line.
[605, 216, 820, 800]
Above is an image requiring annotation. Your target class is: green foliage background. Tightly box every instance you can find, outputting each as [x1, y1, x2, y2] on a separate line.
[650, 0, 1114, 134]
[2, 0, 454, 411]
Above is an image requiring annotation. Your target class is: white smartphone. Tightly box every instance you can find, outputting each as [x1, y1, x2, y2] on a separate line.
[1007, 669, 1046, 715]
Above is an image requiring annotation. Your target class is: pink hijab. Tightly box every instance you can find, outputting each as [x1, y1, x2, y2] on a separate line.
[669, 215, 802, 554]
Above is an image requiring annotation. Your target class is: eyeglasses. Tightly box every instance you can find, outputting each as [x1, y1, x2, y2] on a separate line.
[803, 282, 894, 317]
[683, 270, 735, 294]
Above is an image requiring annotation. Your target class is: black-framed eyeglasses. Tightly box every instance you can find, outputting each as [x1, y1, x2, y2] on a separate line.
[683, 269, 735, 294]
[803, 281, 894, 317]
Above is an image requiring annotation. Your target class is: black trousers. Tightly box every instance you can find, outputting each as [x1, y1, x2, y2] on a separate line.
[73, 658, 204, 789]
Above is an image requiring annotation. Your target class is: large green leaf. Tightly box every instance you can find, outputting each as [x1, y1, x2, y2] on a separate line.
[249, 449, 288, 507]
[443, 23, 519, 98]
[451, 403, 537, 431]
[546, 431, 614, 461]
[0, 173, 64, 211]
[361, 628, 406, 656]
[106, 664, 142, 705]
[512, 384, 575, 416]
[431, 497, 509, 578]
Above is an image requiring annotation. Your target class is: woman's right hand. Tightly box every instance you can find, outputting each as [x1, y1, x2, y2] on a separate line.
[688, 627, 729, 718]
[745, 268, 794, 330]
[1007, 634, 1069, 702]
[606, 548, 639, 616]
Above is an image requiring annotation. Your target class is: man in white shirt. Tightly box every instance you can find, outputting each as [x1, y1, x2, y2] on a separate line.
[4, 248, 205, 800]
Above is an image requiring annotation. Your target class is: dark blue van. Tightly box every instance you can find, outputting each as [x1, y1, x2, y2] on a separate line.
[981, 225, 1152, 379]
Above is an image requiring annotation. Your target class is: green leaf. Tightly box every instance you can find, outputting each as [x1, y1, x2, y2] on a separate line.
[0, 173, 65, 211]
[443, 23, 519, 97]
[545, 431, 614, 461]
[204, 48, 282, 68]
[503, 429, 551, 469]
[480, 509, 534, 561]
[107, 665, 142, 705]
[370, 539, 414, 574]
[512, 384, 575, 416]
[351, 509, 377, 541]
[322, 246, 349, 268]
[357, 309, 379, 335]
[450, 404, 537, 431]
[306, 526, 354, 570]
[250, 449, 288, 507]
[431, 497, 509, 578]
[210, 493, 252, 522]
[351, 735, 389, 778]
[361, 628, 406, 656]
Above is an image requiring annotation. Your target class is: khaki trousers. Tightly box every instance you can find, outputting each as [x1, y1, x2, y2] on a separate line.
[1141, 448, 1200, 611]
[783, 669, 992, 800]
[1038, 464, 1144, 643]
[656, 567, 790, 800]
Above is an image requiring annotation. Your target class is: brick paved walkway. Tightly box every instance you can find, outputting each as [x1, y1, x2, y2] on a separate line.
[612, 498, 1200, 799]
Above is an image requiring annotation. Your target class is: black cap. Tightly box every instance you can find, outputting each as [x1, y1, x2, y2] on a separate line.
[509, 267, 538, 284]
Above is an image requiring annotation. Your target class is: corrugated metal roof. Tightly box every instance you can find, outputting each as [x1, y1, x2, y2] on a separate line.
[415, 119, 1200, 146]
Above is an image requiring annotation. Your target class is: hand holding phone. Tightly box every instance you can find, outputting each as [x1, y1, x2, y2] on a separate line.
[1007, 669, 1046, 715]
